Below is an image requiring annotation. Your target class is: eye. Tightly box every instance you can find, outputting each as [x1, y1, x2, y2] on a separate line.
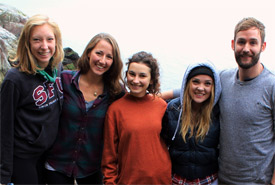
[96, 51, 102, 55]
[250, 40, 258, 45]
[32, 38, 40, 42]
[139, 74, 147, 78]
[48, 37, 55, 41]
[128, 71, 135, 76]
[237, 40, 246, 45]
[205, 81, 212, 86]
[107, 55, 113, 59]
[192, 79, 200, 84]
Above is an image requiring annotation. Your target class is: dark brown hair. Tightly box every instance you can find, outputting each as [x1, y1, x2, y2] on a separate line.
[125, 51, 161, 95]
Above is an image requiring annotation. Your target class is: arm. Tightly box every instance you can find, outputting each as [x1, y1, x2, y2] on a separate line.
[160, 90, 174, 100]
[0, 80, 18, 184]
[160, 89, 181, 100]
[101, 110, 119, 185]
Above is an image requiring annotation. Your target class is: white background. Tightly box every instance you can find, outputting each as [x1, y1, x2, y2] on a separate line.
[3, 0, 275, 90]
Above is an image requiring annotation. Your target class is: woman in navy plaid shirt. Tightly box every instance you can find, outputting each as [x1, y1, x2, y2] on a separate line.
[45, 33, 124, 184]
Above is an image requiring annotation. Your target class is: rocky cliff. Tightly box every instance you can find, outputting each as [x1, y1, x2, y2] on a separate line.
[0, 3, 79, 86]
[0, 3, 27, 84]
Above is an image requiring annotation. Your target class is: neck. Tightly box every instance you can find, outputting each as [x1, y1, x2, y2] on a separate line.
[81, 70, 103, 85]
[79, 72, 104, 101]
[238, 62, 263, 81]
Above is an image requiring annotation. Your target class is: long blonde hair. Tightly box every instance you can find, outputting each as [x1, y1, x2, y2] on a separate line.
[180, 79, 215, 142]
[10, 14, 64, 74]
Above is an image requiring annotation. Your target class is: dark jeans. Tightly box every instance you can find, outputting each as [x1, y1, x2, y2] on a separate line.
[11, 155, 46, 184]
[45, 169, 103, 185]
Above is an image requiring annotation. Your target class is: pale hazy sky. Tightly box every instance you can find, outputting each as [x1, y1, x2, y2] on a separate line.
[3, 0, 275, 89]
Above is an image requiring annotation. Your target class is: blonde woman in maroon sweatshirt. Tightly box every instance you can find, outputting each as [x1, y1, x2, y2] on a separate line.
[101, 51, 171, 184]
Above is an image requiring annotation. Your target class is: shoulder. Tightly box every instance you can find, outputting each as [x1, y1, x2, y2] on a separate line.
[262, 67, 275, 80]
[142, 95, 167, 110]
[219, 68, 236, 77]
[153, 95, 167, 105]
[108, 94, 127, 109]
[260, 68, 275, 91]
[61, 70, 78, 82]
[5, 67, 21, 77]
[3, 67, 30, 83]
[61, 70, 77, 77]
[167, 97, 181, 111]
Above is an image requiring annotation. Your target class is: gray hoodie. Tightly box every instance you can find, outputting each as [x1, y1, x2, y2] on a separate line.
[172, 61, 222, 140]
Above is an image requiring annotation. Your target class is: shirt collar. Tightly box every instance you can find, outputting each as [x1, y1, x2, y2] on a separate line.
[71, 71, 108, 96]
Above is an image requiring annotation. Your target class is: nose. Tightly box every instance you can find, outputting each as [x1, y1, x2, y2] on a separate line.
[41, 40, 48, 49]
[197, 84, 204, 91]
[243, 43, 250, 53]
[133, 76, 139, 83]
[99, 55, 107, 64]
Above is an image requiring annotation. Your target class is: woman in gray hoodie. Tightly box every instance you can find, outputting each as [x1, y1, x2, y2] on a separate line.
[161, 61, 222, 185]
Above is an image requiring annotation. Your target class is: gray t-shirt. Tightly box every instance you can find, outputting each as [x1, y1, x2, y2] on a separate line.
[218, 66, 275, 184]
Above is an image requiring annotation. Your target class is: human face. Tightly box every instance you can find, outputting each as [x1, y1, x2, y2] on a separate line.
[232, 27, 266, 69]
[30, 24, 56, 68]
[88, 40, 113, 76]
[189, 74, 213, 106]
[127, 62, 152, 98]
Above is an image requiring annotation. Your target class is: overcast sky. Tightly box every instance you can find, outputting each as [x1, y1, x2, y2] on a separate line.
[3, 0, 275, 89]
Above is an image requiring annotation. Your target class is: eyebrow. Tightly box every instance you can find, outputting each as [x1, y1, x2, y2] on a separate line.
[237, 37, 259, 42]
[129, 70, 148, 75]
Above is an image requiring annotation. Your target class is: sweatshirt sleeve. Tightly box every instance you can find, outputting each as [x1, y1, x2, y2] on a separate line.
[0, 79, 19, 183]
[173, 88, 181, 98]
[101, 108, 119, 185]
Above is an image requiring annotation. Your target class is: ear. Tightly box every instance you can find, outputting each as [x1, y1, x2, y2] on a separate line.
[231, 39, 235, 51]
[261, 42, 266, 52]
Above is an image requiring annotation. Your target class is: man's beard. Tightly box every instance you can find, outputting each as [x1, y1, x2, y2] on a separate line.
[235, 51, 261, 69]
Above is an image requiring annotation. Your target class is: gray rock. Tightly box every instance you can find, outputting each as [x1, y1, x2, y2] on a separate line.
[0, 3, 27, 85]
[0, 3, 27, 37]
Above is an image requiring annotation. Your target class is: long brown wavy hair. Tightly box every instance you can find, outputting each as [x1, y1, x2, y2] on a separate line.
[77, 33, 123, 99]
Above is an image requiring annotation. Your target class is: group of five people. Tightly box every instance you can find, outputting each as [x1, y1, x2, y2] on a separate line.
[0, 14, 274, 185]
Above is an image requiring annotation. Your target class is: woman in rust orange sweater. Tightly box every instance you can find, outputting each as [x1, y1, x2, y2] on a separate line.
[101, 51, 171, 184]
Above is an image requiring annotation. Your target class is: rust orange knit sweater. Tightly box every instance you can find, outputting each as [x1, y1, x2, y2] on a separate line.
[102, 93, 171, 184]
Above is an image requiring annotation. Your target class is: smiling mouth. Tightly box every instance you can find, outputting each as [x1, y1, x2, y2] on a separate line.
[195, 92, 205, 97]
[130, 83, 142, 89]
[95, 62, 106, 69]
[38, 52, 50, 56]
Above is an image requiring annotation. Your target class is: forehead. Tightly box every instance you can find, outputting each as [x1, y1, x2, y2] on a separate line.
[31, 24, 54, 36]
[236, 27, 261, 41]
[94, 39, 113, 51]
[128, 62, 151, 73]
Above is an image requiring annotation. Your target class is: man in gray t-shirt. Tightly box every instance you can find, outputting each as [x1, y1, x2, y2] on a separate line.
[218, 17, 275, 185]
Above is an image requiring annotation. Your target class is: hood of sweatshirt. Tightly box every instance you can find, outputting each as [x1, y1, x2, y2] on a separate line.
[179, 61, 221, 107]
[171, 61, 222, 141]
